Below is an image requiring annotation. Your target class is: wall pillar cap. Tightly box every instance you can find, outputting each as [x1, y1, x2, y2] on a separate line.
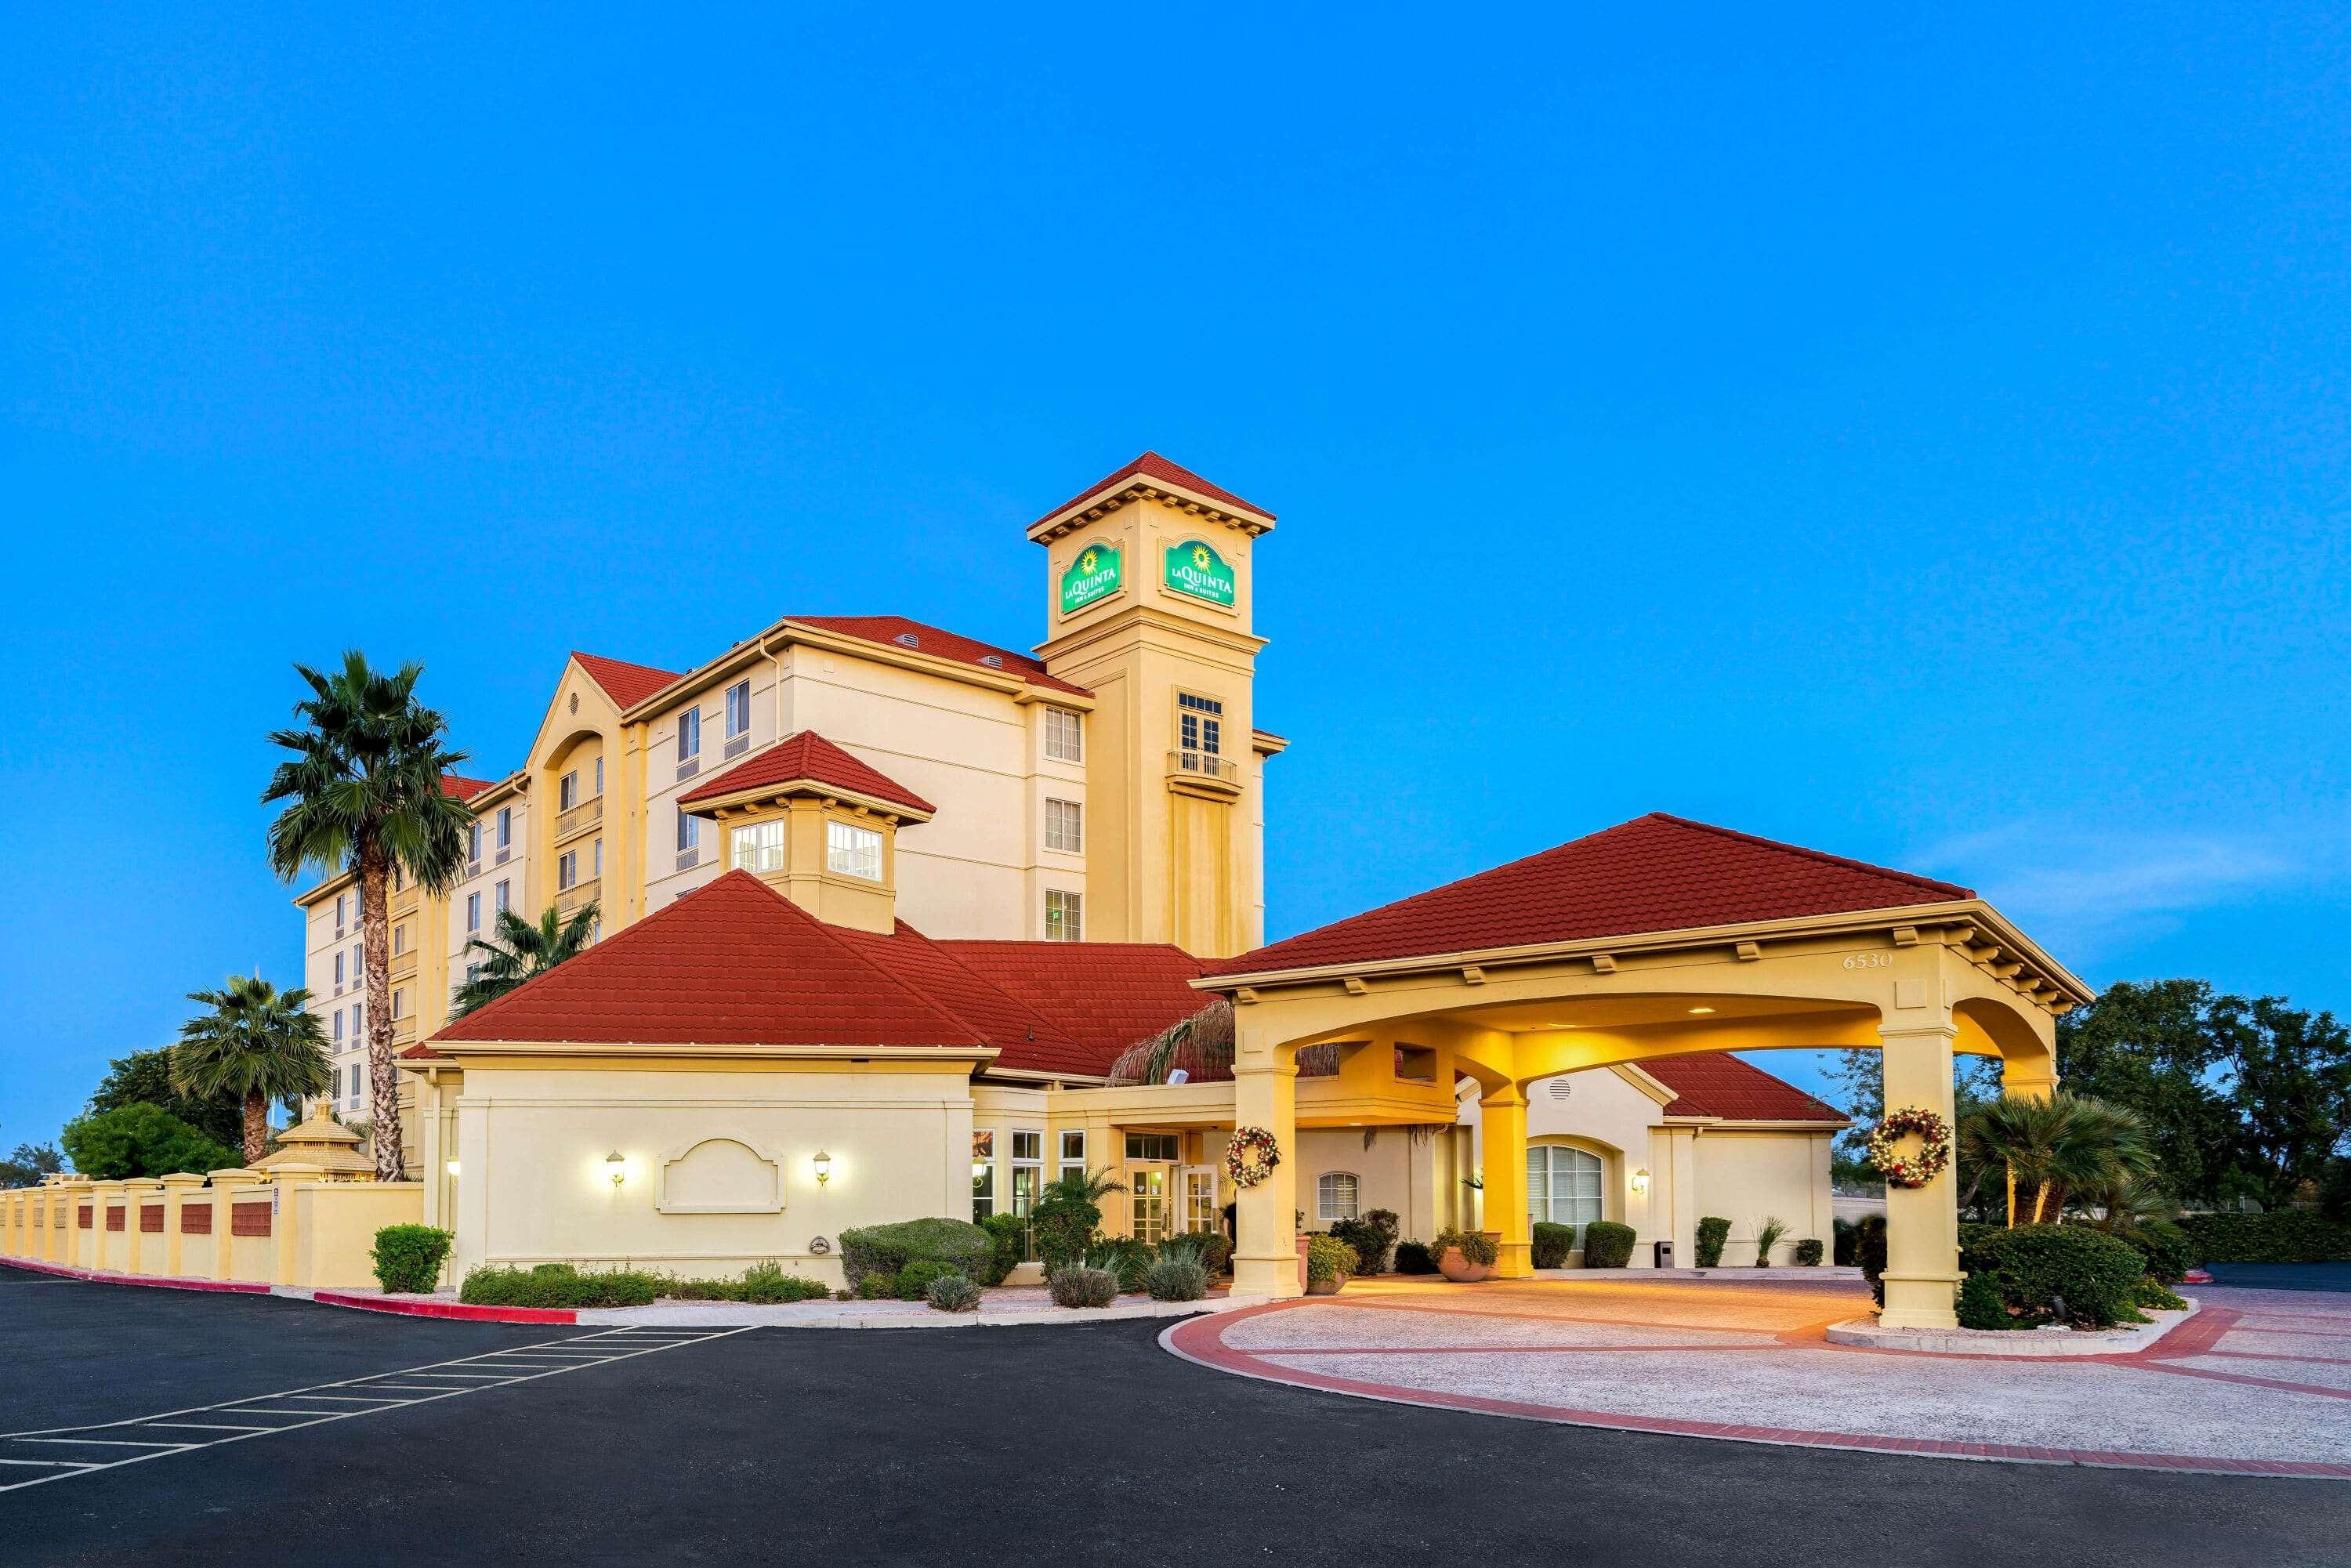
[158, 1172, 209, 1190]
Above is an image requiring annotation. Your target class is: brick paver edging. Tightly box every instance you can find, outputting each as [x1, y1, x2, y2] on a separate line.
[1161, 1300, 2351, 1480]
[2, 1257, 270, 1295]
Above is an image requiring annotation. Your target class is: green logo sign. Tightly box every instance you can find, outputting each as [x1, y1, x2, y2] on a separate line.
[1163, 540, 1236, 607]
[1060, 541, 1122, 614]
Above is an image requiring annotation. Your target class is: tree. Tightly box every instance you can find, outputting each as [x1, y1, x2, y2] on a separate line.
[173, 974, 335, 1164]
[60, 1104, 236, 1179]
[1959, 1092, 2155, 1226]
[2211, 992, 2351, 1208]
[263, 652, 474, 1181]
[1032, 1166, 1126, 1269]
[2057, 980, 2239, 1202]
[449, 900, 601, 1018]
[0, 1142, 62, 1187]
[85, 1048, 245, 1152]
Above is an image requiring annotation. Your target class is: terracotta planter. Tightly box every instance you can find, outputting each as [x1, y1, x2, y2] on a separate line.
[1437, 1246, 1491, 1283]
[1305, 1273, 1348, 1296]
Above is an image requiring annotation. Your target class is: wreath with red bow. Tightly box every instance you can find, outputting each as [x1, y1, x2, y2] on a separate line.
[1866, 1106, 1952, 1189]
[1225, 1125, 1282, 1189]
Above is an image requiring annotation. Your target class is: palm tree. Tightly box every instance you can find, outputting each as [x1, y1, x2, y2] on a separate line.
[1961, 1092, 2156, 1226]
[172, 976, 335, 1164]
[263, 652, 475, 1181]
[450, 900, 600, 1017]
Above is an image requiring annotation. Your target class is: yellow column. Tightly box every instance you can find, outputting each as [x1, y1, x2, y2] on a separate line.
[1878, 1019, 1962, 1331]
[1482, 1089, 1532, 1278]
[160, 1173, 205, 1277]
[2001, 1055, 2057, 1100]
[89, 1181, 124, 1273]
[1229, 1029, 1300, 1300]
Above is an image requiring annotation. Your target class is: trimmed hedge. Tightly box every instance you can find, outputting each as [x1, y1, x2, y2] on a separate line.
[894, 1260, 961, 1302]
[1961, 1224, 2146, 1329]
[1394, 1240, 1436, 1275]
[1531, 1222, 1575, 1269]
[2178, 1211, 2351, 1266]
[1581, 1221, 1636, 1269]
[1695, 1216, 1731, 1269]
[1792, 1237, 1824, 1267]
[371, 1224, 453, 1294]
[839, 1217, 994, 1288]
[459, 1263, 660, 1309]
[1331, 1210, 1400, 1275]
[977, 1213, 1027, 1285]
[665, 1263, 831, 1304]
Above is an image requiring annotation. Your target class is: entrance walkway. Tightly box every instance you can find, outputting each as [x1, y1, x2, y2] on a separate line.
[1163, 1276, 2351, 1478]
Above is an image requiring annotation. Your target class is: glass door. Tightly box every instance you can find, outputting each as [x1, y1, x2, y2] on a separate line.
[1130, 1168, 1168, 1245]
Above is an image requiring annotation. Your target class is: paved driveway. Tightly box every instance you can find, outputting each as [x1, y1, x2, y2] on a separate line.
[1167, 1275, 2351, 1476]
[8, 1264, 2351, 1566]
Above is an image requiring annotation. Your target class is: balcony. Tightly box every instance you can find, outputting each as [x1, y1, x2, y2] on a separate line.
[1165, 749, 1242, 798]
[555, 795, 603, 844]
[555, 878, 602, 919]
[389, 949, 418, 983]
[391, 1017, 417, 1047]
[389, 883, 419, 918]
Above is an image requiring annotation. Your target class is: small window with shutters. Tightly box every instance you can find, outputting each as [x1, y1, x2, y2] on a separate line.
[1317, 1171, 1361, 1222]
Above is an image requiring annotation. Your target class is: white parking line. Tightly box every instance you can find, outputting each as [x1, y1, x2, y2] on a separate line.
[0, 1325, 753, 1493]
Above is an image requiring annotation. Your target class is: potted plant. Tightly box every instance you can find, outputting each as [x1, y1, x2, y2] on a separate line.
[1431, 1226, 1498, 1282]
[1305, 1233, 1360, 1295]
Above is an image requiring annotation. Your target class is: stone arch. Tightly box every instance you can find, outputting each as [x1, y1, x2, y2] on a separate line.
[657, 1136, 784, 1215]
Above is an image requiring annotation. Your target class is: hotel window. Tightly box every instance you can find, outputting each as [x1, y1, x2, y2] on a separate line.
[467, 822, 482, 866]
[677, 810, 704, 868]
[559, 770, 578, 811]
[392, 924, 406, 957]
[465, 892, 481, 934]
[332, 1009, 344, 1042]
[1317, 1172, 1361, 1223]
[349, 1063, 362, 1100]
[391, 989, 404, 1020]
[496, 807, 513, 856]
[827, 821, 882, 881]
[333, 893, 347, 933]
[558, 850, 578, 892]
[333, 952, 345, 989]
[1059, 1130, 1086, 1183]
[1178, 691, 1223, 758]
[594, 757, 603, 797]
[731, 819, 784, 875]
[1045, 889, 1082, 942]
[1010, 1132, 1042, 1219]
[494, 879, 510, 914]
[1044, 706, 1083, 762]
[1045, 798, 1082, 854]
[678, 708, 701, 762]
[593, 838, 603, 880]
[971, 1132, 997, 1222]
[1527, 1145, 1604, 1248]
[1125, 1132, 1179, 1164]
[723, 679, 752, 757]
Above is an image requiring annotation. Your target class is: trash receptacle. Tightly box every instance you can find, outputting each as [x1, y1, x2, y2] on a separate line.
[1653, 1240, 1674, 1269]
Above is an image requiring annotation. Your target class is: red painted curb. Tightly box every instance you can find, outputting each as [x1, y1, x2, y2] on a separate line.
[310, 1290, 578, 1324]
[2, 1257, 270, 1294]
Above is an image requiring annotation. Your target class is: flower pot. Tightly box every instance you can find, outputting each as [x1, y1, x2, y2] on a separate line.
[1305, 1273, 1346, 1295]
[1437, 1246, 1491, 1283]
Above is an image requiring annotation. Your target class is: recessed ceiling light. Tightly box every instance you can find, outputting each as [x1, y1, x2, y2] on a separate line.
[1687, 1006, 1716, 1015]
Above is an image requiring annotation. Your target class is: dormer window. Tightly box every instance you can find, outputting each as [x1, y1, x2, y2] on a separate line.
[731, 819, 784, 874]
[827, 821, 882, 881]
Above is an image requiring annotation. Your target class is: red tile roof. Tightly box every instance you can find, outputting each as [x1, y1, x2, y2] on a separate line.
[943, 941, 1212, 1069]
[676, 731, 935, 816]
[428, 870, 1208, 1077]
[1031, 451, 1275, 531]
[1204, 813, 1972, 976]
[572, 651, 683, 708]
[1641, 1053, 1847, 1124]
[789, 614, 1091, 698]
[440, 774, 497, 802]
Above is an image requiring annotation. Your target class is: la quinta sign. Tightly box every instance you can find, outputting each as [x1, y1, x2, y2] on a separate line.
[1060, 541, 1122, 614]
[1163, 540, 1236, 607]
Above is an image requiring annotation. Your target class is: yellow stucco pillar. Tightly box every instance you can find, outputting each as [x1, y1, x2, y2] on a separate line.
[1878, 1019, 1962, 1331]
[2001, 1056, 2057, 1101]
[1230, 1036, 1301, 1300]
[159, 1172, 205, 1277]
[1482, 1089, 1532, 1278]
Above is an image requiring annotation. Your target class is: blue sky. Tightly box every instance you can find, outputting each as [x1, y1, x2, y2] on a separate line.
[4, 6, 2348, 1147]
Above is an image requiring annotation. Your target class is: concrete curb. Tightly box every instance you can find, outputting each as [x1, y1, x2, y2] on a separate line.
[307, 1289, 580, 1324]
[1533, 1266, 1864, 1284]
[576, 1295, 1271, 1328]
[1822, 1302, 2199, 1357]
[2, 1257, 270, 1295]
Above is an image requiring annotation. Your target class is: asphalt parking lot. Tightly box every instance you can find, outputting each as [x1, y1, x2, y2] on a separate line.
[6, 1265, 2350, 1567]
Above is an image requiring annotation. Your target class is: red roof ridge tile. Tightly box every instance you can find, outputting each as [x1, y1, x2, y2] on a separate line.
[571, 650, 684, 709]
[1030, 451, 1274, 532]
[785, 614, 1091, 697]
[676, 730, 936, 815]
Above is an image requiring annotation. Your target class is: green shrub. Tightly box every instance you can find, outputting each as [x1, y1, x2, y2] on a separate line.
[926, 1273, 982, 1313]
[1957, 1270, 2017, 1330]
[1306, 1234, 1359, 1284]
[1160, 1231, 1231, 1276]
[895, 1260, 960, 1302]
[2134, 1276, 2190, 1311]
[1032, 1182, 1107, 1270]
[458, 1263, 660, 1309]
[1047, 1266, 1118, 1309]
[1831, 1216, 1861, 1266]
[977, 1213, 1027, 1285]
[2115, 1222, 2193, 1284]
[1082, 1237, 1154, 1294]
[1695, 1215, 1731, 1268]
[1430, 1227, 1498, 1267]
[1330, 1210, 1399, 1275]
[1752, 1215, 1789, 1266]
[371, 1225, 453, 1294]
[1581, 1221, 1636, 1269]
[856, 1271, 899, 1300]
[838, 1217, 994, 1288]
[1963, 1224, 2146, 1328]
[1530, 1222, 1575, 1269]
[736, 1262, 831, 1304]
[2177, 1211, 2351, 1266]
[1857, 1215, 1888, 1302]
[1394, 1240, 1436, 1275]
[1792, 1237, 1824, 1267]
[1147, 1256, 1208, 1301]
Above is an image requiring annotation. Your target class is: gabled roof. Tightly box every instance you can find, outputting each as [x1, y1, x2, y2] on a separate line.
[571, 650, 683, 709]
[942, 941, 1212, 1067]
[1204, 813, 1972, 977]
[440, 774, 497, 802]
[1030, 451, 1275, 533]
[1641, 1054, 1847, 1125]
[677, 730, 935, 817]
[788, 615, 1091, 698]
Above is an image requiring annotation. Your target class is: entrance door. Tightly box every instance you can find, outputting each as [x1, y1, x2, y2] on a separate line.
[1183, 1167, 1219, 1235]
[1130, 1168, 1169, 1244]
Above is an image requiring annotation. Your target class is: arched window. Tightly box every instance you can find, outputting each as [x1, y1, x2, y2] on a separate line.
[1317, 1171, 1360, 1223]
[1527, 1145, 1603, 1247]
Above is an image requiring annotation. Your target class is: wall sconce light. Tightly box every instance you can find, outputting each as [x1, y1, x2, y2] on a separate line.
[606, 1150, 627, 1188]
[445, 1160, 461, 1178]
[813, 1150, 832, 1186]
[1630, 1167, 1650, 1197]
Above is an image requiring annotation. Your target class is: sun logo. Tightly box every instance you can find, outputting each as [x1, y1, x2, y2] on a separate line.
[1079, 550, 1098, 574]
[1191, 545, 1210, 569]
